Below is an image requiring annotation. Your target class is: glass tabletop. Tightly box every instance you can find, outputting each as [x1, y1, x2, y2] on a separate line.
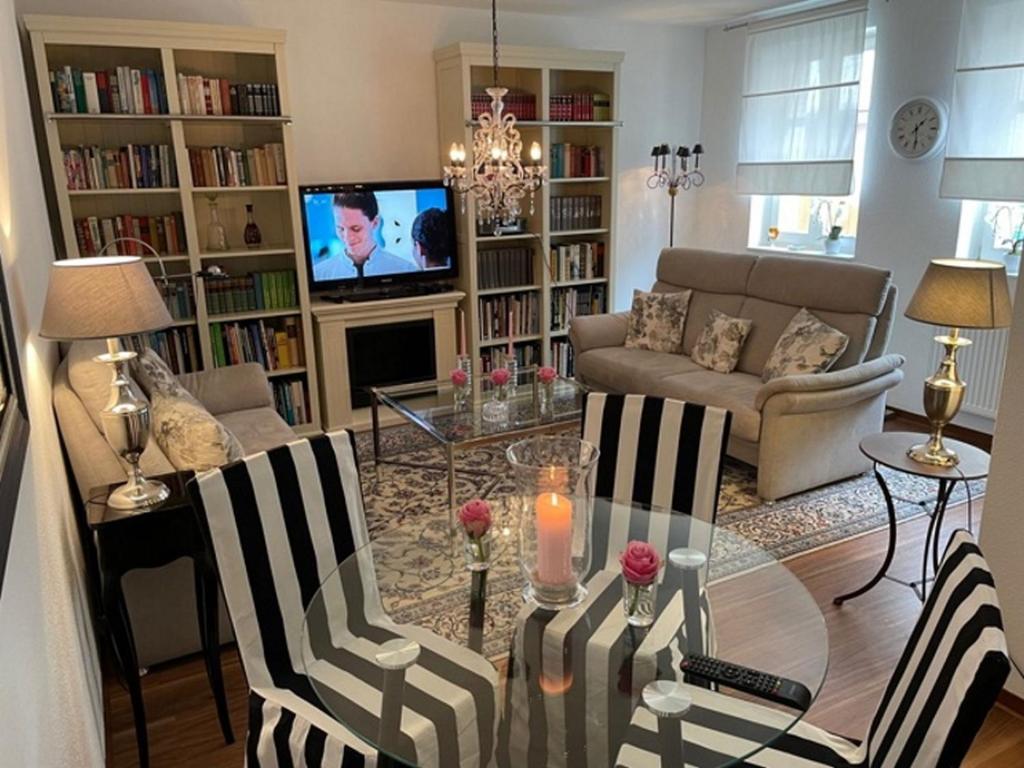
[371, 367, 587, 445]
[301, 497, 829, 768]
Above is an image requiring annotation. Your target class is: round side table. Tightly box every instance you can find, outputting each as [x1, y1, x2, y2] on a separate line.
[834, 431, 989, 605]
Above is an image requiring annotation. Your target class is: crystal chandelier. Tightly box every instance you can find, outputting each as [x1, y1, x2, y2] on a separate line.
[443, 0, 546, 234]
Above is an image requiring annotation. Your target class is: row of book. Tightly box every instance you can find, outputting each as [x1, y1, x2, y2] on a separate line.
[477, 246, 534, 290]
[50, 66, 168, 114]
[63, 144, 177, 190]
[549, 144, 605, 179]
[177, 75, 281, 116]
[472, 91, 537, 120]
[74, 212, 187, 257]
[188, 144, 286, 188]
[209, 317, 304, 371]
[126, 328, 200, 375]
[549, 93, 612, 122]
[160, 279, 195, 321]
[550, 195, 602, 232]
[272, 379, 310, 426]
[550, 285, 606, 332]
[205, 271, 299, 316]
[550, 241, 605, 282]
[480, 343, 540, 374]
[478, 292, 541, 340]
[550, 340, 575, 378]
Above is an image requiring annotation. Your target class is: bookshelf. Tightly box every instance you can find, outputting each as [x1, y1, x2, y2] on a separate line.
[434, 43, 622, 378]
[25, 15, 320, 435]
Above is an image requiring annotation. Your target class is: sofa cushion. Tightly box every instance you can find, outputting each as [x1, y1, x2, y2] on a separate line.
[655, 248, 757, 294]
[575, 348, 704, 394]
[217, 407, 297, 455]
[762, 308, 849, 382]
[744, 254, 892, 316]
[150, 390, 245, 471]
[691, 310, 753, 374]
[133, 348, 192, 399]
[625, 290, 691, 353]
[646, 370, 763, 443]
[680, 291, 748, 355]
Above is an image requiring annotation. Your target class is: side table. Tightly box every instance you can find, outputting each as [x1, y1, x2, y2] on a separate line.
[87, 472, 234, 768]
[834, 431, 989, 605]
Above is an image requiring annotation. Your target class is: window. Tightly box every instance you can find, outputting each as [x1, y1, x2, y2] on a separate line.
[956, 201, 1024, 276]
[747, 30, 875, 256]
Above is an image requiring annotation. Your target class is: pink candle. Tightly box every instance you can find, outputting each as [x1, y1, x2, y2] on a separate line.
[536, 491, 573, 586]
[459, 308, 467, 358]
[507, 309, 514, 356]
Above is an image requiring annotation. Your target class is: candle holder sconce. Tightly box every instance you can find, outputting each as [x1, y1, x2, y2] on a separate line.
[646, 143, 705, 247]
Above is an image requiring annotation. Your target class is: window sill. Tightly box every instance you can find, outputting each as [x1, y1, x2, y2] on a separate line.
[746, 245, 855, 260]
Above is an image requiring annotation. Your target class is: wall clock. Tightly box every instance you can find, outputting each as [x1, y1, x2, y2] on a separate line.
[889, 97, 947, 160]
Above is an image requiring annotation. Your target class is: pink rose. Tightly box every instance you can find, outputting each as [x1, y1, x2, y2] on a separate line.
[450, 368, 468, 387]
[620, 541, 662, 586]
[490, 367, 510, 387]
[538, 366, 557, 384]
[458, 499, 492, 538]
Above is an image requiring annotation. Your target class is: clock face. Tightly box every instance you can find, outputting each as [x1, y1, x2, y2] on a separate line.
[890, 98, 946, 159]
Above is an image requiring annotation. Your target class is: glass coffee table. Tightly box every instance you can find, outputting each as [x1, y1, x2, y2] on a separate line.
[370, 367, 587, 527]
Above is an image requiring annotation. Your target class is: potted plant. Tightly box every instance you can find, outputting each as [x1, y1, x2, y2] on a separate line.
[815, 199, 845, 255]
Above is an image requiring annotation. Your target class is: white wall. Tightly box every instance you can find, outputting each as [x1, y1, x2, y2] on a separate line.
[690, 0, 1004, 428]
[0, 0, 105, 764]
[15, 0, 707, 311]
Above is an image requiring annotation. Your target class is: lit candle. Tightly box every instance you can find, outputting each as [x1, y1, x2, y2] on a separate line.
[459, 308, 467, 358]
[536, 490, 573, 586]
[507, 309, 514, 356]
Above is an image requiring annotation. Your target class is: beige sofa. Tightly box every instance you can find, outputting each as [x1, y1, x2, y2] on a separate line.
[54, 340, 296, 664]
[570, 249, 905, 500]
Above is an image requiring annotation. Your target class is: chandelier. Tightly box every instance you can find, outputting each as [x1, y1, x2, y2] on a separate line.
[443, 0, 547, 233]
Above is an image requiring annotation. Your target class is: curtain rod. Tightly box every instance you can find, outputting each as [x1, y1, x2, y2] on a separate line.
[723, 0, 866, 31]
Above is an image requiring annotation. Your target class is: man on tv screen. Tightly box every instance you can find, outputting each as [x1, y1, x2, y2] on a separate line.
[411, 207, 453, 270]
[313, 190, 417, 281]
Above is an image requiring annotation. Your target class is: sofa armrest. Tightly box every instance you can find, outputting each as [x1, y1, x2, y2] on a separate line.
[177, 362, 273, 415]
[568, 312, 630, 354]
[756, 354, 906, 414]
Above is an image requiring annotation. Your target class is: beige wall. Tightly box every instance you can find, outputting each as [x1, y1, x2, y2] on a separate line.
[0, 0, 104, 762]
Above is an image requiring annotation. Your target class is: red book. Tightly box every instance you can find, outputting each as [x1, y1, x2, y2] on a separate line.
[140, 74, 152, 114]
[95, 71, 110, 113]
[219, 79, 232, 115]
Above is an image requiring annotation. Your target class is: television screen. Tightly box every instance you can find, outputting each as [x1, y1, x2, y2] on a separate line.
[299, 181, 457, 290]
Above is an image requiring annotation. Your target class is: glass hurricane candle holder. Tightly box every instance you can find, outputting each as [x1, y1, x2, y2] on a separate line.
[508, 436, 599, 610]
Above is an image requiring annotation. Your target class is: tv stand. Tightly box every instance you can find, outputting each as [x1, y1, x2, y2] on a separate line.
[326, 282, 452, 304]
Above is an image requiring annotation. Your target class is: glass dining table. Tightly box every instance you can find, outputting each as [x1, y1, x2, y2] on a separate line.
[301, 497, 829, 768]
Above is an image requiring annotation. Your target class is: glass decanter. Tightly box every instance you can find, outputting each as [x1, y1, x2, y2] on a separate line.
[244, 203, 262, 249]
[206, 197, 229, 252]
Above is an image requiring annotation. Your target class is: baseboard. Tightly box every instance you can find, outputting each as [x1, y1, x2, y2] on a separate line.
[884, 408, 992, 452]
[998, 689, 1024, 718]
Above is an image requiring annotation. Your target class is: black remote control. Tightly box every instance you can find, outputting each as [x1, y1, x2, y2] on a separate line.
[679, 654, 812, 711]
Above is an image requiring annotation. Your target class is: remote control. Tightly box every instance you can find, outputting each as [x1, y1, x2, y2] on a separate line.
[679, 654, 812, 711]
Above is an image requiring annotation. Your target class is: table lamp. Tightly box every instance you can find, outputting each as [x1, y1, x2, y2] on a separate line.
[40, 256, 174, 509]
[904, 258, 1011, 467]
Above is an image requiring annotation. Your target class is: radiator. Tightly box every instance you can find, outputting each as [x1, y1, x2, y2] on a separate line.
[928, 328, 1010, 419]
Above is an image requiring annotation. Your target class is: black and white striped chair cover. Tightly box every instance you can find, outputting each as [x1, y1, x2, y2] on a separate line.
[582, 393, 732, 523]
[614, 529, 1011, 768]
[189, 430, 499, 768]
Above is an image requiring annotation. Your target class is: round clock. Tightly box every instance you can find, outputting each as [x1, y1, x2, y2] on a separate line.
[889, 97, 947, 160]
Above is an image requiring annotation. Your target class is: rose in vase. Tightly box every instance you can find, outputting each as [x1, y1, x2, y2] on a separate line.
[459, 499, 493, 569]
[490, 367, 510, 387]
[620, 540, 662, 585]
[537, 366, 557, 385]
[451, 368, 468, 388]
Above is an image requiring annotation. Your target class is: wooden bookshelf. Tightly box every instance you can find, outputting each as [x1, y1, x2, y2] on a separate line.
[26, 15, 320, 433]
[434, 43, 622, 377]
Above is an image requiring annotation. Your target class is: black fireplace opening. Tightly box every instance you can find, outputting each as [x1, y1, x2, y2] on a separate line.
[346, 320, 437, 408]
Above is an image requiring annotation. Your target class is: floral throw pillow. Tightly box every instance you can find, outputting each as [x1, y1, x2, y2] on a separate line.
[624, 290, 692, 353]
[691, 310, 754, 374]
[150, 390, 244, 471]
[132, 348, 191, 399]
[762, 308, 849, 382]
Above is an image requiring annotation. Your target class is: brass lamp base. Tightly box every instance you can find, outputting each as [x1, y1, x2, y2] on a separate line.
[907, 331, 970, 468]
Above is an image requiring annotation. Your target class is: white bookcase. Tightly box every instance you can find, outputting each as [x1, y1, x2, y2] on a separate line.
[25, 14, 321, 435]
[434, 43, 623, 378]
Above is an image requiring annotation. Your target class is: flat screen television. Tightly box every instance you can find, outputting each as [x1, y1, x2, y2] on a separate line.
[299, 180, 458, 293]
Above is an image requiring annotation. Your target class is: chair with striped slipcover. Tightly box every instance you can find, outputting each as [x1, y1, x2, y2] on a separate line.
[581, 393, 732, 523]
[188, 430, 498, 768]
[614, 529, 1011, 768]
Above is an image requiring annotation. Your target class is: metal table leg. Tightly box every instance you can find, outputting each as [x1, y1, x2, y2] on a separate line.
[834, 464, 898, 605]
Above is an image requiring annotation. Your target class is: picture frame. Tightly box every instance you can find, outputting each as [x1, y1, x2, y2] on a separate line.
[0, 253, 30, 596]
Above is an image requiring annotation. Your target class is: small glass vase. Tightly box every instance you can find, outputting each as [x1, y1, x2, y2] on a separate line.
[482, 383, 509, 423]
[539, 380, 555, 416]
[244, 203, 262, 249]
[463, 530, 492, 572]
[622, 578, 658, 627]
[206, 198, 229, 252]
[453, 382, 470, 411]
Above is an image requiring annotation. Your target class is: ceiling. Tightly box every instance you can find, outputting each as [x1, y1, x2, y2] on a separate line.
[389, 0, 801, 25]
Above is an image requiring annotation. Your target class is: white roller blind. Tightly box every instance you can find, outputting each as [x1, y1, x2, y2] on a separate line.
[737, 4, 868, 196]
[940, 0, 1024, 201]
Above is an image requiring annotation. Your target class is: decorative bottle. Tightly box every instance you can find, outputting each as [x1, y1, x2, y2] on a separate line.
[206, 197, 228, 252]
[244, 204, 262, 249]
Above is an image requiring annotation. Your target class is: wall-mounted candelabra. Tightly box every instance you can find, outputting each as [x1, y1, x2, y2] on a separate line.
[647, 143, 705, 246]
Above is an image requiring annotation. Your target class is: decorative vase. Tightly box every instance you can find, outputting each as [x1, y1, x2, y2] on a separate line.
[539, 380, 555, 416]
[482, 383, 509, 422]
[206, 198, 229, 252]
[622, 578, 658, 627]
[824, 237, 841, 255]
[508, 436, 598, 610]
[244, 203, 262, 249]
[453, 382, 470, 411]
[462, 529, 492, 571]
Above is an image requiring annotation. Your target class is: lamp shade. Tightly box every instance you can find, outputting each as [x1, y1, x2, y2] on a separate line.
[904, 259, 1012, 330]
[40, 256, 174, 340]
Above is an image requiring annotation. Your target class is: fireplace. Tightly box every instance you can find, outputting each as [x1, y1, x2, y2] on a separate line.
[346, 320, 437, 408]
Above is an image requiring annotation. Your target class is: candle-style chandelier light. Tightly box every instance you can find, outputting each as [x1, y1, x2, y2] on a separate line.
[647, 143, 705, 246]
[443, 0, 547, 234]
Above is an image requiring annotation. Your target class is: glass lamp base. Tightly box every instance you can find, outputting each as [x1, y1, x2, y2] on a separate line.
[107, 477, 171, 510]
[523, 580, 587, 611]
